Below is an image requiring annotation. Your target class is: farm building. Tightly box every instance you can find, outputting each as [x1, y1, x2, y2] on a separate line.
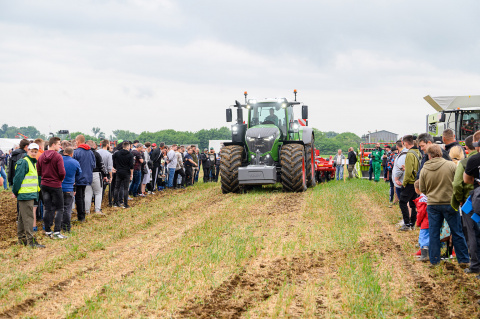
[362, 130, 398, 143]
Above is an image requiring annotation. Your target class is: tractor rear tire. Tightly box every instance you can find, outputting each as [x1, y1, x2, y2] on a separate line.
[305, 144, 316, 188]
[220, 145, 243, 194]
[280, 144, 307, 192]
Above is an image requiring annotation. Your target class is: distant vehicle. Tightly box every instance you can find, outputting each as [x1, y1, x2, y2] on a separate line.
[424, 95, 480, 141]
[314, 149, 335, 182]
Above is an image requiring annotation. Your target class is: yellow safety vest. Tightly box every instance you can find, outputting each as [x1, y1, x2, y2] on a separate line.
[17, 157, 40, 194]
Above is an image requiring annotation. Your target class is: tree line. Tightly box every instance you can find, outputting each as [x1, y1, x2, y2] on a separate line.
[0, 123, 362, 154]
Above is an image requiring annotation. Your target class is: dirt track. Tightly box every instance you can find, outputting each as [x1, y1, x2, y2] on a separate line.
[1, 181, 480, 318]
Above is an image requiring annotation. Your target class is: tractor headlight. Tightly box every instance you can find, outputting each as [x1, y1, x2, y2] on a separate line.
[246, 136, 255, 142]
[281, 103, 287, 108]
[293, 123, 299, 130]
[232, 126, 238, 132]
[264, 135, 275, 141]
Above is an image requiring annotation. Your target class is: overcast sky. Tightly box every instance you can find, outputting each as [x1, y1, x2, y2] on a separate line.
[1, 0, 479, 139]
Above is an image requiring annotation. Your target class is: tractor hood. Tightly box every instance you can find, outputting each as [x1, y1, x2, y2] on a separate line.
[245, 126, 280, 155]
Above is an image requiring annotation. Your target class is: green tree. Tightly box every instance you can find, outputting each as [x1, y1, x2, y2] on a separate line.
[92, 127, 101, 138]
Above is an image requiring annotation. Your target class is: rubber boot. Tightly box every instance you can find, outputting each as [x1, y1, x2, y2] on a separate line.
[419, 247, 429, 262]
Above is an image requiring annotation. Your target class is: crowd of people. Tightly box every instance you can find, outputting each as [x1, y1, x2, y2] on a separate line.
[380, 129, 480, 273]
[1, 135, 221, 248]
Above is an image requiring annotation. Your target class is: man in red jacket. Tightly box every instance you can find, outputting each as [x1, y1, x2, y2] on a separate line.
[37, 137, 66, 239]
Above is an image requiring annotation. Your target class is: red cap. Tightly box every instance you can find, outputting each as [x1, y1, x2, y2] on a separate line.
[152, 143, 157, 147]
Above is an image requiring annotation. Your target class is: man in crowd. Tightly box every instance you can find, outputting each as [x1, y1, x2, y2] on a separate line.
[420, 144, 470, 267]
[85, 141, 108, 215]
[333, 149, 345, 181]
[393, 140, 406, 205]
[417, 133, 451, 178]
[8, 139, 30, 187]
[113, 141, 134, 208]
[371, 143, 384, 182]
[191, 145, 199, 185]
[0, 148, 8, 190]
[452, 134, 480, 275]
[443, 128, 465, 155]
[399, 135, 421, 231]
[184, 146, 198, 186]
[34, 138, 44, 159]
[166, 144, 178, 189]
[214, 148, 221, 182]
[97, 139, 113, 205]
[150, 142, 164, 191]
[37, 137, 66, 239]
[73, 135, 96, 222]
[12, 143, 45, 248]
[61, 146, 81, 232]
[347, 147, 357, 179]
[174, 145, 186, 189]
[130, 143, 144, 196]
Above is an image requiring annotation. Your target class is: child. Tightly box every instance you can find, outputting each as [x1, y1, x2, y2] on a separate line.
[414, 179, 428, 261]
[12, 143, 45, 248]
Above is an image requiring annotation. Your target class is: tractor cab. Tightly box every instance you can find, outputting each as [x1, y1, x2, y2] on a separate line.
[425, 95, 480, 141]
[247, 99, 292, 139]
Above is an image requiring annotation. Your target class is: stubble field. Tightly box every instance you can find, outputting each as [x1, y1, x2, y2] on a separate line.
[1, 180, 480, 318]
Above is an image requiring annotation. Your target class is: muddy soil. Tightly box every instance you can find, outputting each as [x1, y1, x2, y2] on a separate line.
[0, 191, 18, 243]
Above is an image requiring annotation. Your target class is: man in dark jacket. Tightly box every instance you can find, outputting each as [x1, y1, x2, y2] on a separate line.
[347, 147, 357, 179]
[73, 135, 95, 222]
[37, 137, 66, 239]
[113, 141, 134, 208]
[8, 139, 30, 187]
[150, 142, 163, 190]
[417, 133, 451, 179]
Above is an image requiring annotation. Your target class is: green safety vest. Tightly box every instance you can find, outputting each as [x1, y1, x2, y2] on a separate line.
[17, 157, 40, 194]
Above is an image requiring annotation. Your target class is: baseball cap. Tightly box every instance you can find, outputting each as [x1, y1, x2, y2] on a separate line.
[28, 143, 39, 150]
[117, 139, 124, 144]
[204, 148, 208, 151]
[210, 147, 214, 150]
[152, 143, 157, 147]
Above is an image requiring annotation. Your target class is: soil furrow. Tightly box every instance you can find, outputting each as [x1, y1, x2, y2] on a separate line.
[0, 188, 230, 318]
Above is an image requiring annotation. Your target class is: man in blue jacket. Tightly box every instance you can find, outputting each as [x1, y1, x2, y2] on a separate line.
[62, 146, 82, 232]
[73, 135, 95, 222]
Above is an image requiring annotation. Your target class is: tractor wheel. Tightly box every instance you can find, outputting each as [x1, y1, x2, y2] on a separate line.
[280, 144, 307, 192]
[220, 145, 243, 194]
[305, 143, 316, 188]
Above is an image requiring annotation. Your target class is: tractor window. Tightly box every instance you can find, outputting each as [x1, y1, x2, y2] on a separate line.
[460, 112, 480, 140]
[250, 103, 287, 134]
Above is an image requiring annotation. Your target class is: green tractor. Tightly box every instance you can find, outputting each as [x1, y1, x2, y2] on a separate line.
[220, 90, 316, 193]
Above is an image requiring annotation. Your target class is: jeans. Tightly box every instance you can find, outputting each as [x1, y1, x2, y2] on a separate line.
[131, 170, 142, 196]
[419, 229, 430, 248]
[368, 164, 373, 180]
[61, 191, 74, 232]
[399, 184, 417, 227]
[41, 185, 64, 233]
[203, 167, 212, 183]
[335, 165, 343, 180]
[427, 205, 470, 265]
[75, 185, 87, 221]
[85, 172, 103, 213]
[115, 173, 130, 206]
[0, 166, 7, 189]
[167, 168, 175, 188]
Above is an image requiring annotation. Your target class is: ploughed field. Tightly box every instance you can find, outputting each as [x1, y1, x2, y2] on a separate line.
[0, 181, 479, 318]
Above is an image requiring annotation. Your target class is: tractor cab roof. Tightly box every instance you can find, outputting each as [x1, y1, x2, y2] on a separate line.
[424, 95, 480, 112]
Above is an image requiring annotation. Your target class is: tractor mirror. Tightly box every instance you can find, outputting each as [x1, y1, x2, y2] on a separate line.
[226, 109, 232, 122]
[439, 112, 445, 122]
[302, 105, 308, 120]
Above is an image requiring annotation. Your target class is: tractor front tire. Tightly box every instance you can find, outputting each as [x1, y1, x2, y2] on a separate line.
[305, 144, 316, 188]
[280, 144, 307, 192]
[220, 145, 243, 194]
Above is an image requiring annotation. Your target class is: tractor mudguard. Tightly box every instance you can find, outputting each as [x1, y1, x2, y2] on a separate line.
[302, 127, 313, 145]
